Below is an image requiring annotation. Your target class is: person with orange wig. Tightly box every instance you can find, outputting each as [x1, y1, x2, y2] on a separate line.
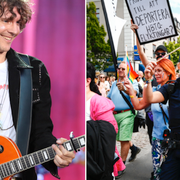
[141, 59, 180, 180]
[119, 58, 176, 180]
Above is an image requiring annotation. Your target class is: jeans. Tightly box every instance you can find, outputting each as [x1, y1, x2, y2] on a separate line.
[160, 149, 180, 180]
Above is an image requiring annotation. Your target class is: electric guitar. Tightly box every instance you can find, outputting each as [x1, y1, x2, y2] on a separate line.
[0, 133, 85, 180]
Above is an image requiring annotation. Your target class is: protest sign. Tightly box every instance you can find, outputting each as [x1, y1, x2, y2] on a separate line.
[125, 0, 178, 45]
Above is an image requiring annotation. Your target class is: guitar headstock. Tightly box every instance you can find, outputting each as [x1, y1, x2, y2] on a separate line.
[62, 132, 85, 152]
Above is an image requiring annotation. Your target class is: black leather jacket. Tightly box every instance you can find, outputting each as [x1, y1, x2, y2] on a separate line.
[6, 48, 59, 180]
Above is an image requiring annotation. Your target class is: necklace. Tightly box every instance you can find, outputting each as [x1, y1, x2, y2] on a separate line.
[0, 71, 12, 130]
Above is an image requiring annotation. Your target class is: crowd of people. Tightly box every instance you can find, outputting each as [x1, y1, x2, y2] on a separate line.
[95, 73, 115, 97]
[87, 21, 180, 180]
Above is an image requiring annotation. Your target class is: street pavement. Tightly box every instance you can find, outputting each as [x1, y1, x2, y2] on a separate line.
[116, 126, 153, 180]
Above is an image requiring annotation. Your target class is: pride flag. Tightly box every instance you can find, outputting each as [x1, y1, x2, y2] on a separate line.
[125, 51, 138, 83]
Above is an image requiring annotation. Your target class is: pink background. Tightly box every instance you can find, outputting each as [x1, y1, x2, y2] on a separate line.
[12, 0, 85, 179]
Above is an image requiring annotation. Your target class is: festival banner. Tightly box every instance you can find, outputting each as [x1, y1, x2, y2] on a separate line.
[101, 0, 126, 75]
[103, 0, 127, 55]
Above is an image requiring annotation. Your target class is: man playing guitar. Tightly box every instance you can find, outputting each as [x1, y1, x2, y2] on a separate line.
[0, 0, 75, 179]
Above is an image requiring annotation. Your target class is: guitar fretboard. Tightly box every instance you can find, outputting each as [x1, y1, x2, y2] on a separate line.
[0, 135, 85, 179]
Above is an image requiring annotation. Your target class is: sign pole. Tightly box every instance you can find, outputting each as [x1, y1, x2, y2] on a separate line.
[101, 0, 118, 79]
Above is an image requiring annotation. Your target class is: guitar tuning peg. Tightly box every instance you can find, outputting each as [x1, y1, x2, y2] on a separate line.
[70, 131, 74, 139]
[69, 131, 77, 152]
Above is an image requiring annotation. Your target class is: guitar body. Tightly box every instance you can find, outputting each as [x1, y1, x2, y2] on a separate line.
[0, 136, 22, 180]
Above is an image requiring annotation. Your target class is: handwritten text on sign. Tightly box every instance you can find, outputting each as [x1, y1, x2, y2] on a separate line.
[126, 0, 177, 44]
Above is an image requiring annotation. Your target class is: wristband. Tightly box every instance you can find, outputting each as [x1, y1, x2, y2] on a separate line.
[145, 79, 153, 84]
[129, 94, 135, 98]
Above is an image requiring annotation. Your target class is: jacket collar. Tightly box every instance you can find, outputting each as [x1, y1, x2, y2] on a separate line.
[7, 48, 32, 69]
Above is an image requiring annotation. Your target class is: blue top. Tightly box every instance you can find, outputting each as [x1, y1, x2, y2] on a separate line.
[151, 85, 169, 140]
[158, 78, 180, 132]
[107, 79, 139, 111]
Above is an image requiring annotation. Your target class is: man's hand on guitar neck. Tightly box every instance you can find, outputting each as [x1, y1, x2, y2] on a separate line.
[52, 138, 75, 168]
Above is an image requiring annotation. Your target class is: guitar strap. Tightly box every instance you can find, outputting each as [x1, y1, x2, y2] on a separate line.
[16, 54, 33, 156]
[119, 90, 135, 115]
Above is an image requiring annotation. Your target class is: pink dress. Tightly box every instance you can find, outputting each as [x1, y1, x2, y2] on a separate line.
[90, 94, 126, 176]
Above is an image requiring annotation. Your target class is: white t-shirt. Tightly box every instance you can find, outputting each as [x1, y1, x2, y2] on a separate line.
[138, 78, 144, 88]
[85, 98, 92, 121]
[0, 60, 16, 142]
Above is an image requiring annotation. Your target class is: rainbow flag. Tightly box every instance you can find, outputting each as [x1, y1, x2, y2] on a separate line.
[125, 51, 138, 83]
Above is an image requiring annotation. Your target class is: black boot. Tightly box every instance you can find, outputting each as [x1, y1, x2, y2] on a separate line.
[128, 145, 141, 162]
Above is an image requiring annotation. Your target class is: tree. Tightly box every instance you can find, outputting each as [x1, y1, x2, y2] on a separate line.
[164, 36, 180, 65]
[87, 2, 113, 71]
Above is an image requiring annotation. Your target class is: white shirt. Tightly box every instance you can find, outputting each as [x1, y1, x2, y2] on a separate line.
[86, 98, 92, 121]
[0, 60, 16, 142]
[138, 78, 144, 88]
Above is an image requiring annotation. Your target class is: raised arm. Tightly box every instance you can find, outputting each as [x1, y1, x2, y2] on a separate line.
[131, 20, 150, 67]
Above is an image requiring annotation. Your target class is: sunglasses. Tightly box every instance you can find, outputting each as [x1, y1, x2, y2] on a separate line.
[100, 76, 105, 78]
[117, 67, 125, 71]
[155, 52, 166, 56]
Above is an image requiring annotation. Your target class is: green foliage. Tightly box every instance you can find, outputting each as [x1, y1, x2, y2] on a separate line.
[164, 36, 180, 65]
[86, 2, 113, 71]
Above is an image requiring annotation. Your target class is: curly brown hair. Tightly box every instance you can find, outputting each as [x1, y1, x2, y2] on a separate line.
[0, 0, 32, 30]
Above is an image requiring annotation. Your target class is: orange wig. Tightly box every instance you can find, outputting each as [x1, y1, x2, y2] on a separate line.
[157, 58, 176, 80]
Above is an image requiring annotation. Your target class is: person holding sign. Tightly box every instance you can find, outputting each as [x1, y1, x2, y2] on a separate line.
[131, 20, 169, 146]
[131, 20, 169, 68]
[142, 60, 180, 180]
[123, 58, 176, 180]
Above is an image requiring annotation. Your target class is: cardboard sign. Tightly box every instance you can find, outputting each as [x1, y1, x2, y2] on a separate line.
[125, 0, 178, 45]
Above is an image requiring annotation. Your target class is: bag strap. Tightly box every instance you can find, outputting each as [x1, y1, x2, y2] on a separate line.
[119, 90, 135, 115]
[16, 54, 33, 156]
[159, 103, 169, 125]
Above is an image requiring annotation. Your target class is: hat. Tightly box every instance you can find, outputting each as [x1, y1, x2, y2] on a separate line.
[155, 45, 168, 53]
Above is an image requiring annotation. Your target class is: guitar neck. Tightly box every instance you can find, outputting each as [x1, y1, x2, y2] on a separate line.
[0, 135, 85, 179]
